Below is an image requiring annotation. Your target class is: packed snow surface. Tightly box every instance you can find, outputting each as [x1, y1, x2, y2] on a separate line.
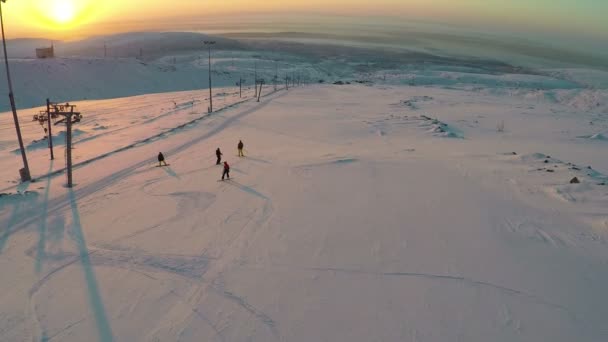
[1, 68, 608, 341]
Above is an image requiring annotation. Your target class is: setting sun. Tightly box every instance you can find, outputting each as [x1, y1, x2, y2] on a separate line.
[50, 0, 76, 24]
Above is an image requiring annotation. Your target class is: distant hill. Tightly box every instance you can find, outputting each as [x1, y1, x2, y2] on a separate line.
[5, 32, 246, 59]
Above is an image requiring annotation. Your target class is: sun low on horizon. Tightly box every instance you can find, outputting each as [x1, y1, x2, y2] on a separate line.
[2, 0, 105, 38]
[49, 0, 77, 25]
[38, 0, 97, 31]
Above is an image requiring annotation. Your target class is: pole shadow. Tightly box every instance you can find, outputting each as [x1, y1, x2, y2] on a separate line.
[0, 182, 33, 254]
[68, 189, 114, 342]
[35, 161, 54, 274]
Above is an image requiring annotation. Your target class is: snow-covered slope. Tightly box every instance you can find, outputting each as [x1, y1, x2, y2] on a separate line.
[1, 75, 608, 341]
[0, 57, 247, 111]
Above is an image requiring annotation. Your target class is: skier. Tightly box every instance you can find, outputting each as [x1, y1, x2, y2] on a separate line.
[222, 161, 230, 180]
[216, 148, 223, 165]
[157, 152, 168, 167]
[238, 140, 244, 157]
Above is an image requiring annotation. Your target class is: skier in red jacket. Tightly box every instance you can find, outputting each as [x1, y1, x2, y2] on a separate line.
[222, 161, 230, 180]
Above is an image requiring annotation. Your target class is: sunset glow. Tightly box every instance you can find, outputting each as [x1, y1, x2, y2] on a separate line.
[0, 0, 606, 43]
[49, 0, 76, 24]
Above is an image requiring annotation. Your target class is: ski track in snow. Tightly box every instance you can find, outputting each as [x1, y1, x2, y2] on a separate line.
[237, 260, 576, 321]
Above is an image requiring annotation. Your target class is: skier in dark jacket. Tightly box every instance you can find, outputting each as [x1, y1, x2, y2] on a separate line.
[222, 161, 230, 180]
[158, 152, 168, 167]
[238, 140, 244, 157]
[216, 148, 223, 165]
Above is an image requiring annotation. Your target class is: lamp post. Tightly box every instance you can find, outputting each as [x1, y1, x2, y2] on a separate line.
[1, 0, 31, 182]
[204, 40, 216, 113]
[274, 60, 278, 91]
[254, 61, 258, 97]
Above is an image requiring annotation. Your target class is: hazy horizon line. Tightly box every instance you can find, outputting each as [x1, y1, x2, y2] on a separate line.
[7, 11, 607, 49]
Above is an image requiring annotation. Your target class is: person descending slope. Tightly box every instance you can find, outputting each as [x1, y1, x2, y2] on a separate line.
[238, 140, 244, 157]
[157, 152, 168, 167]
[216, 148, 223, 165]
[222, 161, 230, 180]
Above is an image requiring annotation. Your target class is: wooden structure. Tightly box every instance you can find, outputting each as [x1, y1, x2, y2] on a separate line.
[36, 45, 54, 59]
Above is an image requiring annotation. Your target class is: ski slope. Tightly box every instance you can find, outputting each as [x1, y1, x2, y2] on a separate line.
[1, 78, 608, 341]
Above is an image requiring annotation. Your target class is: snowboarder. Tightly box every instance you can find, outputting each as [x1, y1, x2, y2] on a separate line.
[238, 140, 244, 157]
[157, 152, 168, 167]
[216, 148, 223, 165]
[222, 161, 230, 180]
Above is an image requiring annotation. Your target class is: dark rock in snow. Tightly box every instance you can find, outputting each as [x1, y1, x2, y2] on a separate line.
[570, 177, 580, 184]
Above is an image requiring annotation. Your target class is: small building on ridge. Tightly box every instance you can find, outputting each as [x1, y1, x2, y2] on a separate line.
[36, 45, 55, 59]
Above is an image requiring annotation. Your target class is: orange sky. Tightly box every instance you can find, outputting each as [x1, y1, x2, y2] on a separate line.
[1, 0, 606, 41]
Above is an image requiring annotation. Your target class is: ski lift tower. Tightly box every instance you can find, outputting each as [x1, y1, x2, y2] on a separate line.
[50, 102, 82, 188]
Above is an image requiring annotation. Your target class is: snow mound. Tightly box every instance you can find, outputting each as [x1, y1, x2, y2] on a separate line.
[589, 133, 608, 140]
[557, 89, 608, 113]
[332, 158, 358, 165]
[418, 115, 463, 138]
[517, 153, 569, 165]
[577, 132, 608, 141]
[426, 123, 460, 138]
[392, 96, 434, 110]
[547, 183, 596, 203]
[299, 158, 359, 169]
[502, 153, 608, 205]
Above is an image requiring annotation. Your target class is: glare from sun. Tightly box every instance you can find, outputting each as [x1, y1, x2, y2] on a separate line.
[50, 0, 76, 24]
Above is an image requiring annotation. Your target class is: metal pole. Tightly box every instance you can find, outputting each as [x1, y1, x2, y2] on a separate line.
[257, 81, 263, 102]
[274, 61, 278, 91]
[254, 61, 258, 98]
[204, 41, 215, 112]
[1, 1, 31, 182]
[239, 76, 242, 98]
[66, 106, 73, 188]
[46, 98, 54, 160]
[208, 45, 212, 112]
